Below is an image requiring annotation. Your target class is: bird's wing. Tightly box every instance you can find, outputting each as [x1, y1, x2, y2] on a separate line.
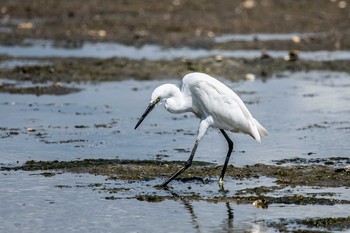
[200, 78, 251, 117]
[183, 73, 252, 118]
[182, 72, 267, 141]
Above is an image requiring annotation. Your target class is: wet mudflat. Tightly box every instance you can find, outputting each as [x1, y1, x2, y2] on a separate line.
[1, 0, 350, 232]
[1, 0, 350, 49]
[2, 160, 350, 232]
[1, 72, 350, 232]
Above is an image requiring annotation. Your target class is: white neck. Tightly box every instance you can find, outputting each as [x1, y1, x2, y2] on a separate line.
[163, 85, 192, 114]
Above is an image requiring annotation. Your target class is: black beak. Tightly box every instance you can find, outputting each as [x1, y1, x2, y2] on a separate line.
[134, 99, 159, 129]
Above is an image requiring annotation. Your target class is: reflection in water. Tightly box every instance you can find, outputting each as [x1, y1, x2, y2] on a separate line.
[165, 189, 200, 232]
[183, 201, 200, 233]
[167, 189, 235, 232]
[184, 200, 235, 233]
[224, 202, 234, 233]
[164, 187, 271, 232]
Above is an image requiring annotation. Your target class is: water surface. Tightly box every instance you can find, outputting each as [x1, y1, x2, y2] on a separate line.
[1, 39, 350, 61]
[1, 71, 349, 166]
[1, 71, 350, 232]
[1, 170, 349, 233]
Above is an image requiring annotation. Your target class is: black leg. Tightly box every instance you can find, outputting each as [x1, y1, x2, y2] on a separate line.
[159, 140, 199, 187]
[218, 129, 234, 186]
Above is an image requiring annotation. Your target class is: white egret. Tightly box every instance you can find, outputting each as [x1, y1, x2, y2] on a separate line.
[134, 72, 267, 188]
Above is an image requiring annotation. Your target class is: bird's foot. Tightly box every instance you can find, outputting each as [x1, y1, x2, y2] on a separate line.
[154, 181, 172, 190]
[218, 178, 225, 192]
[154, 184, 167, 189]
[218, 178, 223, 187]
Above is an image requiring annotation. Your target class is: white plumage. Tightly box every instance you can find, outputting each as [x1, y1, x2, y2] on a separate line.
[135, 72, 267, 188]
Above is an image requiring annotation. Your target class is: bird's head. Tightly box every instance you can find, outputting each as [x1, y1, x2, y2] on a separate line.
[134, 84, 176, 130]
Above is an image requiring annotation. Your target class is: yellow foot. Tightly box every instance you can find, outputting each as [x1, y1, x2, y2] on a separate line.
[218, 178, 224, 188]
[218, 178, 223, 185]
[218, 178, 228, 192]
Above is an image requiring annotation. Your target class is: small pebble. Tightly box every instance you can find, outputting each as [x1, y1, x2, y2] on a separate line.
[245, 73, 256, 81]
[291, 35, 301, 43]
[252, 199, 268, 209]
[214, 55, 223, 62]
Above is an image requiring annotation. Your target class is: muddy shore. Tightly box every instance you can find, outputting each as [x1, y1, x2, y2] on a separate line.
[2, 157, 350, 231]
[1, 0, 350, 96]
[2, 56, 350, 83]
[3, 157, 350, 197]
[1, 0, 350, 94]
[1, 1, 350, 232]
[1, 0, 350, 49]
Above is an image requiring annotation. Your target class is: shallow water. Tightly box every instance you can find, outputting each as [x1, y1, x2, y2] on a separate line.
[214, 32, 327, 43]
[1, 71, 349, 166]
[1, 39, 350, 61]
[1, 170, 349, 233]
[1, 71, 350, 232]
[0, 59, 51, 69]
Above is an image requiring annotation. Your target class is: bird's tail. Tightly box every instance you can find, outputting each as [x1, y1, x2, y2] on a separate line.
[250, 118, 268, 143]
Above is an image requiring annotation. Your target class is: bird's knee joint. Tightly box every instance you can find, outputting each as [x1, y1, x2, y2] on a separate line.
[229, 142, 233, 149]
